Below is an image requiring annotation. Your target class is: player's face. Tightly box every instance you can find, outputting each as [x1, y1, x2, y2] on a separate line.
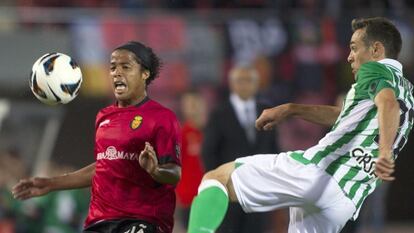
[110, 50, 149, 107]
[347, 28, 375, 76]
[229, 68, 259, 100]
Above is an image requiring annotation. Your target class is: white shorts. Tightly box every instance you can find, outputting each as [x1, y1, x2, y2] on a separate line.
[231, 152, 356, 233]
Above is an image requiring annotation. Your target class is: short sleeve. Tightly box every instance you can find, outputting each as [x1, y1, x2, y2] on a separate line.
[356, 62, 396, 100]
[367, 79, 394, 100]
[154, 111, 182, 166]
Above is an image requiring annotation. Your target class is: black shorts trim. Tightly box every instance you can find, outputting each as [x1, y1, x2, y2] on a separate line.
[83, 218, 156, 233]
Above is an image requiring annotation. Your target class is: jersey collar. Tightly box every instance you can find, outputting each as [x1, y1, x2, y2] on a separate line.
[135, 96, 150, 108]
[378, 58, 403, 72]
[114, 96, 150, 108]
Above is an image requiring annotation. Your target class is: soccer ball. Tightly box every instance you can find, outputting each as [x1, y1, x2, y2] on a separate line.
[30, 53, 82, 105]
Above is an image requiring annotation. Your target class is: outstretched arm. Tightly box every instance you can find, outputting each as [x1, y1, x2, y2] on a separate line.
[374, 88, 400, 181]
[256, 103, 341, 130]
[12, 162, 95, 200]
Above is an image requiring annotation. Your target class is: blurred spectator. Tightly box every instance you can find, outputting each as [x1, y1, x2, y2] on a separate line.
[175, 90, 207, 231]
[254, 54, 294, 106]
[278, 91, 328, 151]
[0, 149, 26, 233]
[0, 149, 38, 233]
[292, 18, 324, 92]
[0, 149, 26, 188]
[0, 154, 88, 233]
[227, 18, 287, 65]
[202, 65, 280, 233]
[39, 163, 89, 233]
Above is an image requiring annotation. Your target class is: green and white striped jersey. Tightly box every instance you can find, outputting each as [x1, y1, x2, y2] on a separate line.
[290, 59, 414, 219]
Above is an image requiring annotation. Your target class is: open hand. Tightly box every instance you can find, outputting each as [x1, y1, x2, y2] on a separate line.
[139, 142, 158, 175]
[12, 177, 52, 200]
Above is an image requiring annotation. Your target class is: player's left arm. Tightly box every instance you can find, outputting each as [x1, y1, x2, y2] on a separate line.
[374, 88, 400, 181]
[139, 142, 181, 185]
[139, 111, 182, 185]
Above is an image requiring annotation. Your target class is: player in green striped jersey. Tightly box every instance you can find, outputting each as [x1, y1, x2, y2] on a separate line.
[188, 17, 413, 233]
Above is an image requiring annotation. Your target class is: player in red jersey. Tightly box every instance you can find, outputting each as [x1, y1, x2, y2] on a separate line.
[12, 41, 182, 233]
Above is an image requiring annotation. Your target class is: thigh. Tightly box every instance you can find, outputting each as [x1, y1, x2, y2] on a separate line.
[289, 196, 355, 233]
[231, 152, 308, 213]
[203, 161, 239, 202]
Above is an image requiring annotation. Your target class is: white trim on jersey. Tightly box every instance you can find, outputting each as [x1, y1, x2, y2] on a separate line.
[198, 179, 228, 196]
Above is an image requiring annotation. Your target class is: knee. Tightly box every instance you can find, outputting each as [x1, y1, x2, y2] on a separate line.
[198, 162, 238, 202]
[200, 162, 235, 189]
[203, 162, 234, 182]
[202, 168, 225, 185]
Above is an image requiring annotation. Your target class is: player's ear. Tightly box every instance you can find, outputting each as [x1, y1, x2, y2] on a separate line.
[371, 41, 384, 59]
[142, 70, 150, 80]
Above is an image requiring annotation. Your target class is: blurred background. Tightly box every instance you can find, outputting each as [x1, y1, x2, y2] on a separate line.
[0, 0, 414, 233]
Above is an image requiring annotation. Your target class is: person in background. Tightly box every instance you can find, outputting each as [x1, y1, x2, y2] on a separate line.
[175, 90, 207, 231]
[201, 65, 279, 233]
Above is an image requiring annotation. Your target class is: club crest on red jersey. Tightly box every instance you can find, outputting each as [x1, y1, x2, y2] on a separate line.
[131, 115, 143, 130]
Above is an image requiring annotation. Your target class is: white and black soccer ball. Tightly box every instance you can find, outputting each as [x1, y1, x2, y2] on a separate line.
[30, 53, 82, 105]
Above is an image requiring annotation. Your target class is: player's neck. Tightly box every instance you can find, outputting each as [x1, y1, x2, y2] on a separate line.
[118, 93, 147, 108]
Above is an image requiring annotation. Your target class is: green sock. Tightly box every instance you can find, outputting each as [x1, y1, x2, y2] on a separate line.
[188, 179, 229, 233]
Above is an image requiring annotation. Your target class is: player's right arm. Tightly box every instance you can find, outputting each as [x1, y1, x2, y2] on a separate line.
[12, 162, 95, 200]
[256, 103, 341, 130]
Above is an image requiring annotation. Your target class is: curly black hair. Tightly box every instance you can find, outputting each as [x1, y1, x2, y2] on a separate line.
[114, 41, 162, 86]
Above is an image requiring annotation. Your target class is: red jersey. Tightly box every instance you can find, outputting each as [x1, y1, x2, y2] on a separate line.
[175, 121, 205, 207]
[85, 97, 181, 233]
